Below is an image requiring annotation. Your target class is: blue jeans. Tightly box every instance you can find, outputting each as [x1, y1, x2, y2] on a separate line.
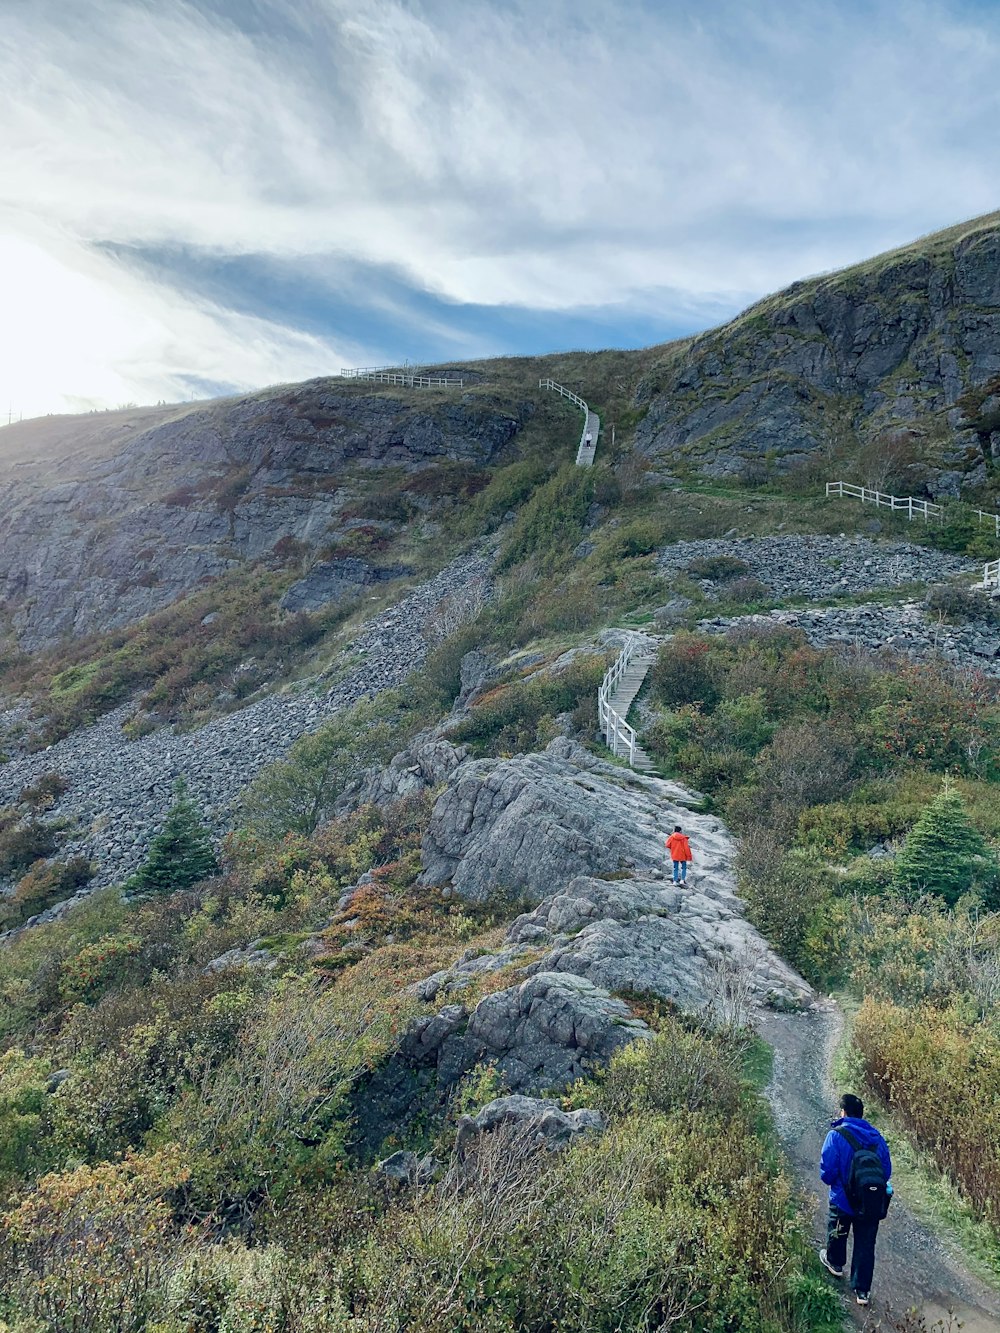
[672, 860, 687, 883]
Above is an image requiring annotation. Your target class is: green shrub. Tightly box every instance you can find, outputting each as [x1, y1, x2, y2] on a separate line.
[449, 655, 606, 756]
[126, 780, 218, 897]
[0, 856, 93, 930]
[498, 463, 594, 569]
[238, 696, 403, 840]
[0, 820, 58, 878]
[855, 997, 1000, 1223]
[649, 634, 722, 709]
[0, 1050, 58, 1189]
[684, 554, 749, 581]
[925, 583, 999, 625]
[0, 1148, 190, 1333]
[737, 836, 835, 980]
[18, 772, 69, 810]
[893, 782, 999, 906]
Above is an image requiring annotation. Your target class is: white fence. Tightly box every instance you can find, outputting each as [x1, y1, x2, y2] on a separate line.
[340, 367, 464, 388]
[538, 378, 599, 466]
[826, 480, 1000, 588]
[825, 481, 942, 521]
[598, 639, 638, 764]
[538, 377, 588, 412]
[972, 508, 1000, 538]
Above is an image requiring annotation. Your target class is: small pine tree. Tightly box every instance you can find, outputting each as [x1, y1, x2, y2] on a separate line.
[893, 780, 998, 906]
[128, 778, 218, 895]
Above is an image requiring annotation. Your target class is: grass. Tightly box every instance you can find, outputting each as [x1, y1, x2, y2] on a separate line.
[831, 996, 1000, 1289]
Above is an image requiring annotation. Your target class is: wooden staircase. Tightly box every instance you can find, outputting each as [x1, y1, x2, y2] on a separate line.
[606, 648, 657, 771]
[599, 634, 659, 772]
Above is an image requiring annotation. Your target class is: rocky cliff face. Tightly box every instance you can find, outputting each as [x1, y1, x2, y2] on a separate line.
[0, 380, 525, 648]
[634, 212, 1000, 489]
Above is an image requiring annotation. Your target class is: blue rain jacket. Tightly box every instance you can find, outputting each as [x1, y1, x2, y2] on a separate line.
[820, 1116, 892, 1216]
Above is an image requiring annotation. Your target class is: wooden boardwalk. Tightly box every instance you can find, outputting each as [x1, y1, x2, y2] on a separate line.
[538, 378, 599, 467]
[575, 406, 600, 467]
[606, 648, 656, 771]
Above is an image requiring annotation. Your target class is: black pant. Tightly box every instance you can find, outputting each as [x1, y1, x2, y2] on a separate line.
[827, 1206, 880, 1294]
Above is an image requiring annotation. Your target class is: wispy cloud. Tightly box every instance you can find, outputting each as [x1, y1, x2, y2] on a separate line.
[2, 0, 999, 415]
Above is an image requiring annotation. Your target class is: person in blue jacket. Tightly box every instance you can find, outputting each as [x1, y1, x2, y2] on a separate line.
[819, 1092, 893, 1307]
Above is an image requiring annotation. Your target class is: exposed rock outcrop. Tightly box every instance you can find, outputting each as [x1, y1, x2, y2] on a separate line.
[0, 381, 523, 648]
[366, 741, 811, 1116]
[635, 214, 1000, 485]
[419, 738, 704, 902]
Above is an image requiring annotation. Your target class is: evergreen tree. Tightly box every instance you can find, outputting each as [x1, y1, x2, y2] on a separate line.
[893, 780, 998, 906]
[128, 778, 218, 895]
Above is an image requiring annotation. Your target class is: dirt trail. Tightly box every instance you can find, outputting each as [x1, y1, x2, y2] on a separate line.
[757, 1004, 1000, 1331]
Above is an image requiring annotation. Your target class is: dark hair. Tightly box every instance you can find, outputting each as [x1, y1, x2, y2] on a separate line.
[674, 825, 682, 832]
[840, 1093, 864, 1119]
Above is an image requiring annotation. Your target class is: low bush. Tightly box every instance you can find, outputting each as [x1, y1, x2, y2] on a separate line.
[18, 772, 69, 810]
[0, 819, 58, 878]
[925, 583, 999, 625]
[0, 856, 93, 930]
[855, 997, 1000, 1224]
[449, 655, 606, 756]
[648, 634, 722, 709]
[684, 554, 750, 582]
[498, 463, 594, 570]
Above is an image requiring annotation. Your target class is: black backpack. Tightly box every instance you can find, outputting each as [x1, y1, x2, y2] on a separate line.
[836, 1125, 890, 1219]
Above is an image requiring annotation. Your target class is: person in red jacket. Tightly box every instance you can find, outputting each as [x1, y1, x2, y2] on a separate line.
[665, 826, 692, 884]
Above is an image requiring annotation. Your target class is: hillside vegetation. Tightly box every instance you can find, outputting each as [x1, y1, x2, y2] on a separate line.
[3, 212, 1000, 1331]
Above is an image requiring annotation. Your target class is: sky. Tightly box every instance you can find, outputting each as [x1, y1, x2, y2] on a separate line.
[1, 0, 999, 419]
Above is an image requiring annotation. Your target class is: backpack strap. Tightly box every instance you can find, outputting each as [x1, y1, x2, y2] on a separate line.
[834, 1125, 862, 1152]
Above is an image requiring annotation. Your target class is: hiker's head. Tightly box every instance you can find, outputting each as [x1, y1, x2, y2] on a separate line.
[674, 825, 682, 833]
[840, 1093, 864, 1119]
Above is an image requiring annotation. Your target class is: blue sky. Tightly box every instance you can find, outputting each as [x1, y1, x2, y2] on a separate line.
[2, 0, 999, 417]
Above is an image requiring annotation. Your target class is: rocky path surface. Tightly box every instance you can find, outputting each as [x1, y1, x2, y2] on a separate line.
[0, 552, 492, 903]
[758, 1005, 1000, 1330]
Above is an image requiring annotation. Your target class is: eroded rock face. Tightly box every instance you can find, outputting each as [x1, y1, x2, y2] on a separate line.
[634, 217, 1000, 483]
[0, 380, 523, 648]
[402, 972, 651, 1096]
[462, 1095, 604, 1149]
[419, 738, 707, 902]
[511, 874, 810, 1014]
[384, 743, 811, 1110]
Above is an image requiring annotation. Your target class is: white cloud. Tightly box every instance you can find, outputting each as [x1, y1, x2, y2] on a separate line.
[1, 0, 999, 413]
[0, 224, 347, 418]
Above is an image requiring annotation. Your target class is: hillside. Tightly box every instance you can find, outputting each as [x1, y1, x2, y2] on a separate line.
[2, 215, 1000, 1331]
[633, 211, 1000, 492]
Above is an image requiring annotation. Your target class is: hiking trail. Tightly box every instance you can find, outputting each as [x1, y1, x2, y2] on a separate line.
[758, 1003, 1000, 1330]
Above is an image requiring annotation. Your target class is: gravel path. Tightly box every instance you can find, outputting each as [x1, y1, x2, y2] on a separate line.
[0, 551, 492, 914]
[758, 1004, 1000, 1330]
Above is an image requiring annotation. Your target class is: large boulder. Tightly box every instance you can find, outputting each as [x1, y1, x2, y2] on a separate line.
[419, 739, 711, 904]
[510, 874, 811, 1014]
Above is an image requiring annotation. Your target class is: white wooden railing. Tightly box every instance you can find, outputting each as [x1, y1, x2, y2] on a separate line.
[340, 367, 464, 388]
[538, 378, 599, 467]
[538, 377, 588, 412]
[825, 481, 943, 521]
[826, 480, 1000, 588]
[598, 639, 638, 763]
[972, 508, 1000, 538]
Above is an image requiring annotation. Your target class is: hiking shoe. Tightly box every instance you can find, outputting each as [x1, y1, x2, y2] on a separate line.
[856, 1292, 871, 1306]
[819, 1249, 844, 1279]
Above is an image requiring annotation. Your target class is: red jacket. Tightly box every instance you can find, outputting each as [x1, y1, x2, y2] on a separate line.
[666, 832, 692, 861]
